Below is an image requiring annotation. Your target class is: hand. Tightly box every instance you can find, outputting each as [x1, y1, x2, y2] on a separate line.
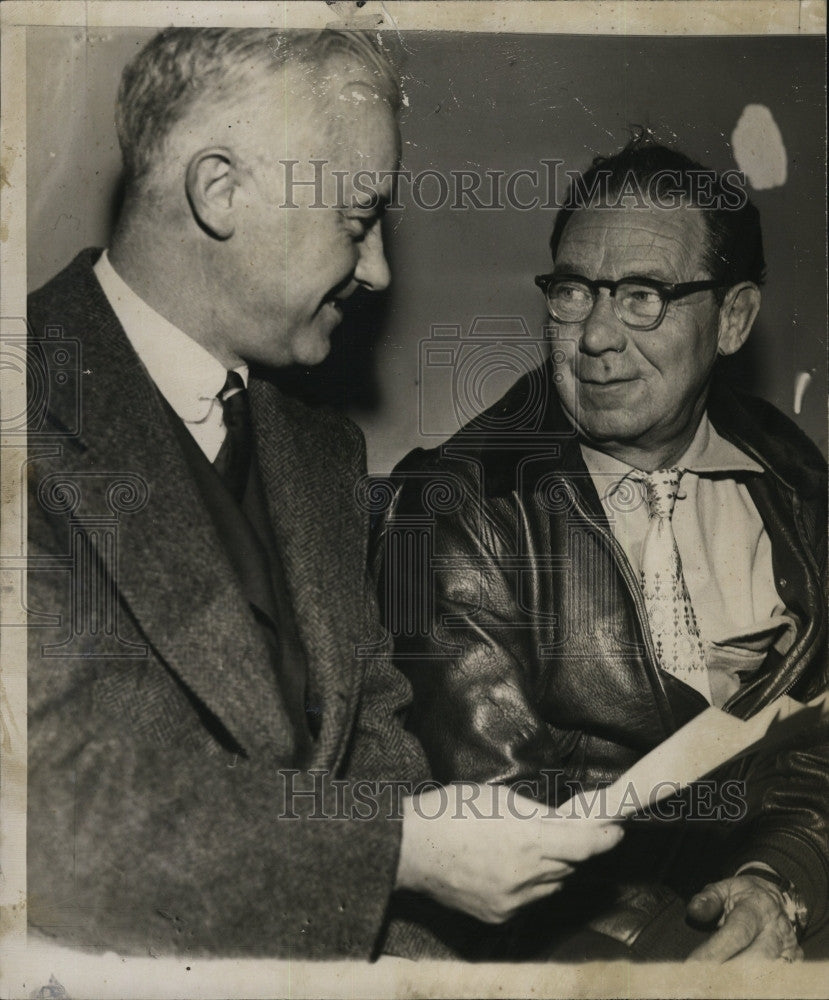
[395, 783, 624, 924]
[686, 875, 803, 963]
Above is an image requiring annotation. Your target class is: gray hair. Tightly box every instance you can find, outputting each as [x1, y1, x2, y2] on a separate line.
[115, 27, 400, 188]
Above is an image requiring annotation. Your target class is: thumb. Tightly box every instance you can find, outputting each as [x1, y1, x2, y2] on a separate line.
[687, 881, 727, 923]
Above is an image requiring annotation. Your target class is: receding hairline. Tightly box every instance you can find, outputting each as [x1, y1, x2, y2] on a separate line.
[172, 57, 399, 181]
[115, 28, 400, 191]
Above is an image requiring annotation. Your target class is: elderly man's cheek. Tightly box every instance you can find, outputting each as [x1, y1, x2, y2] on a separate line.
[552, 364, 580, 421]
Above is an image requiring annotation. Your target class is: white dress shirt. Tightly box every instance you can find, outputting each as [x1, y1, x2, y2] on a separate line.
[93, 249, 248, 463]
[581, 417, 795, 706]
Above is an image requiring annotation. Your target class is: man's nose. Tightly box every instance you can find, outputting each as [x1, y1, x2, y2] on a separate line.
[578, 290, 627, 355]
[355, 226, 391, 292]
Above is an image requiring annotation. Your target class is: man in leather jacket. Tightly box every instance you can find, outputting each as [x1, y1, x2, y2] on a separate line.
[378, 141, 828, 962]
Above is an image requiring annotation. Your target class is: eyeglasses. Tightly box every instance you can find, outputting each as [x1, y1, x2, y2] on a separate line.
[534, 272, 722, 331]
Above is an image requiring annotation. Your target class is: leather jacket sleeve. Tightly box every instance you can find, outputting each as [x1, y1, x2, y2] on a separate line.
[724, 511, 829, 933]
[726, 739, 829, 934]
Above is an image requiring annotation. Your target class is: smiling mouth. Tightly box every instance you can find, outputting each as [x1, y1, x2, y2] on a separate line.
[319, 298, 347, 324]
[579, 376, 637, 386]
[323, 274, 358, 316]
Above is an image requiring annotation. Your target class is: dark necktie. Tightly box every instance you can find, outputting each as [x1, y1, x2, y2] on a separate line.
[213, 370, 252, 503]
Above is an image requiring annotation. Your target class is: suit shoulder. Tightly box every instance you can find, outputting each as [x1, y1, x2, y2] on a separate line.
[28, 250, 102, 310]
[287, 391, 363, 449]
[28, 250, 108, 347]
[260, 386, 367, 483]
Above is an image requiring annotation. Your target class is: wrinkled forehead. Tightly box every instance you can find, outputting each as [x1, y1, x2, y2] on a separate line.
[556, 203, 709, 281]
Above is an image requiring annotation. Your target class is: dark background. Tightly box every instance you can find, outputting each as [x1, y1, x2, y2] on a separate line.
[28, 29, 827, 469]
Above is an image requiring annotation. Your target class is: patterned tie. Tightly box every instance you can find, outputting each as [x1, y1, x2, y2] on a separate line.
[213, 370, 252, 503]
[635, 468, 712, 702]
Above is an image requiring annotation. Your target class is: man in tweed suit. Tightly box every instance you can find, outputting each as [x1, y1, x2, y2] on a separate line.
[26, 28, 621, 958]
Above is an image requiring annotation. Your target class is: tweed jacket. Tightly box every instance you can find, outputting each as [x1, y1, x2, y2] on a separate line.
[26, 250, 430, 957]
[379, 364, 829, 934]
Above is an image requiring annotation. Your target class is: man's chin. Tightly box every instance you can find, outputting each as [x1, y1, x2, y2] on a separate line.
[559, 394, 645, 449]
[578, 414, 643, 442]
[289, 324, 337, 368]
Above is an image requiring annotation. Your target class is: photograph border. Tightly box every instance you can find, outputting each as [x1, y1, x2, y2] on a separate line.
[2, 3, 826, 997]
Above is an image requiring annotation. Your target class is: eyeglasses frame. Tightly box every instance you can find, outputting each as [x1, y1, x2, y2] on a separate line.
[534, 272, 723, 331]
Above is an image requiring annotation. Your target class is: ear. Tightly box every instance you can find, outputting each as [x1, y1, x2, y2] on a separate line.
[717, 282, 761, 356]
[185, 147, 238, 240]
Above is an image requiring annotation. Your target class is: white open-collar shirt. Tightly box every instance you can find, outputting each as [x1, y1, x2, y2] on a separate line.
[581, 418, 794, 706]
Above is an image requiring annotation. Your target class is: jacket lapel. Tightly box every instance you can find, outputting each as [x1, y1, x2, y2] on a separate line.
[707, 380, 827, 716]
[40, 253, 296, 755]
[473, 364, 679, 737]
[249, 379, 365, 770]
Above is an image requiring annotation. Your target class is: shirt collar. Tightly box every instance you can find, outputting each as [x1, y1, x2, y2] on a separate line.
[93, 249, 248, 424]
[580, 412, 763, 494]
[679, 414, 763, 475]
